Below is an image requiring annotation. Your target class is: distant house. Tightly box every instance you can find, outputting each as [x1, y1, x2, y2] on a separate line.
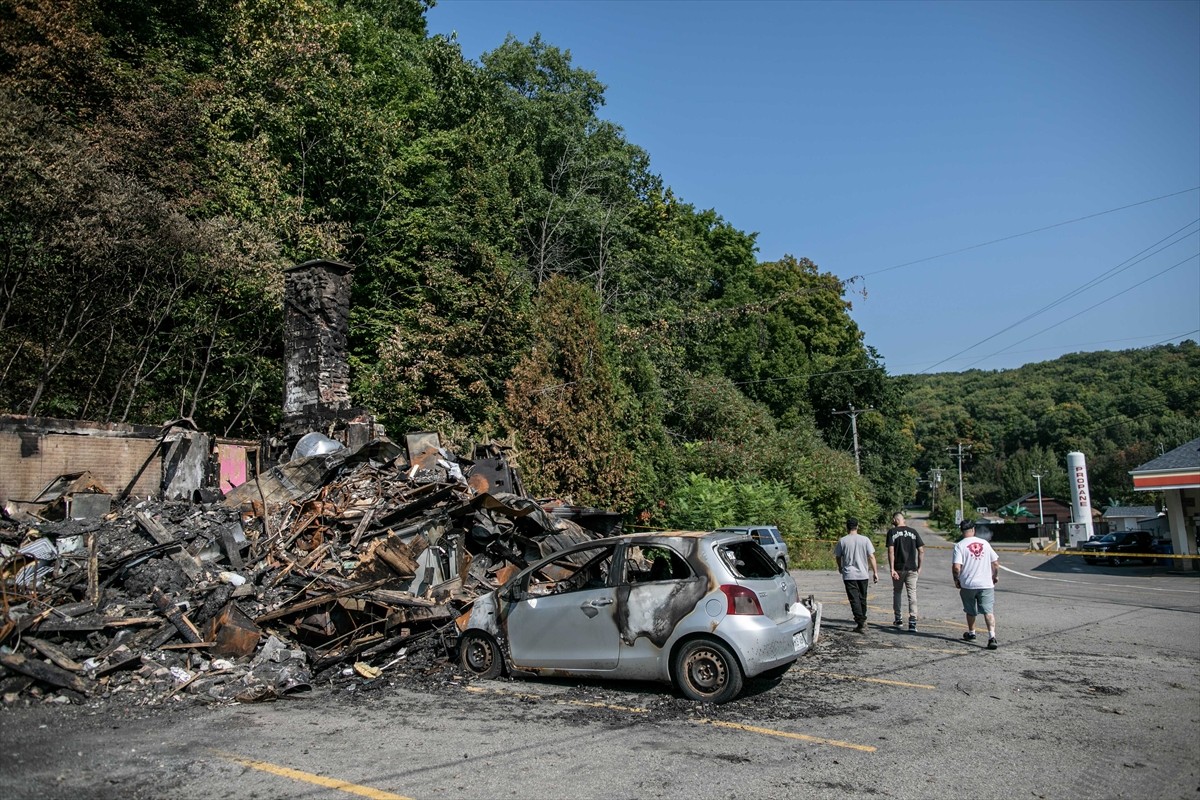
[1101, 505, 1160, 533]
[1129, 437, 1200, 570]
[1001, 494, 1098, 527]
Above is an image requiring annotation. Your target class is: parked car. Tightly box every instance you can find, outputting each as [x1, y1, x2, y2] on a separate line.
[457, 530, 820, 704]
[1079, 530, 1156, 565]
[714, 525, 789, 568]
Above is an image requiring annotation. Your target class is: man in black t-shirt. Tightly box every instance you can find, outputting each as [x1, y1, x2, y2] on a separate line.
[886, 512, 925, 631]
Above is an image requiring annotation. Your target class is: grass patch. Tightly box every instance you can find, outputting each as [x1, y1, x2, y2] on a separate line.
[786, 535, 887, 571]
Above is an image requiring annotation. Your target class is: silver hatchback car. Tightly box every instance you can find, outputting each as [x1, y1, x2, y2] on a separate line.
[457, 530, 820, 703]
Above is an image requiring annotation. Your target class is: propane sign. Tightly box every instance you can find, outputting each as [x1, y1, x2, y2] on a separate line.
[1067, 451, 1095, 543]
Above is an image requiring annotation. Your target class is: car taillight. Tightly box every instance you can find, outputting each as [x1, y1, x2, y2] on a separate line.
[720, 585, 764, 616]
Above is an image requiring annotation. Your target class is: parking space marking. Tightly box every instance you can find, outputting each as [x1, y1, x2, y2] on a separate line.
[693, 719, 876, 752]
[873, 641, 963, 655]
[464, 685, 876, 752]
[465, 684, 649, 713]
[999, 564, 1200, 593]
[790, 669, 935, 689]
[215, 752, 412, 799]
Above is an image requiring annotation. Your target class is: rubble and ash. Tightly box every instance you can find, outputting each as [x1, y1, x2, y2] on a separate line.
[0, 437, 609, 709]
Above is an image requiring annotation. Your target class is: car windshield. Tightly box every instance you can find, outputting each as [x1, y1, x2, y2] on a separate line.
[1096, 534, 1120, 543]
[717, 540, 781, 578]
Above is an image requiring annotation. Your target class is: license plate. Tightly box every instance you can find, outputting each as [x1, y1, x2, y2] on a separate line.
[792, 632, 805, 652]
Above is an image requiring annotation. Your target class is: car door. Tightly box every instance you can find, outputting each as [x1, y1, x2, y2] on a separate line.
[751, 527, 778, 561]
[506, 542, 622, 671]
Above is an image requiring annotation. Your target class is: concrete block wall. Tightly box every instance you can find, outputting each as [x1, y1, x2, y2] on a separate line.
[0, 419, 162, 502]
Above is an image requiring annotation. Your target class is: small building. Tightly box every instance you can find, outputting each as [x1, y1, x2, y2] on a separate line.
[1129, 437, 1200, 570]
[1101, 505, 1160, 533]
[1000, 494, 1097, 527]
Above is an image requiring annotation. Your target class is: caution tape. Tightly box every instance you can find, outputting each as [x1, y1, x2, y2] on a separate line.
[1056, 548, 1200, 560]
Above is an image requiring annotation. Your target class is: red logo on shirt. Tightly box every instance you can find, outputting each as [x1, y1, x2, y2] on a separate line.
[967, 542, 984, 557]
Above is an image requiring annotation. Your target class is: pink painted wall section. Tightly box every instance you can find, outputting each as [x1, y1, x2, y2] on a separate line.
[218, 443, 249, 494]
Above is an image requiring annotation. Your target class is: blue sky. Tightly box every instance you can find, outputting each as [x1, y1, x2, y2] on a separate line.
[426, 0, 1200, 375]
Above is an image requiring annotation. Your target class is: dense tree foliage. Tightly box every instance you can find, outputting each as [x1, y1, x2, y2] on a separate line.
[0, 0, 941, 533]
[905, 342, 1200, 514]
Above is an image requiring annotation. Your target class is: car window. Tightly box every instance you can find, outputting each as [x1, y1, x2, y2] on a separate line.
[717, 540, 781, 578]
[525, 543, 616, 596]
[625, 545, 692, 583]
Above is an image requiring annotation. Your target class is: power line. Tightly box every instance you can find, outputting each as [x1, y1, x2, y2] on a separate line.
[892, 332, 1198, 373]
[918, 219, 1200, 373]
[966, 252, 1198, 367]
[862, 186, 1200, 278]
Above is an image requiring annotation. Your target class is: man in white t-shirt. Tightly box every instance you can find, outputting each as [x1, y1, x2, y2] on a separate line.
[952, 519, 1000, 650]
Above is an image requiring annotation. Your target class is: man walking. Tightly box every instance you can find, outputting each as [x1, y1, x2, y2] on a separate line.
[952, 520, 1000, 649]
[886, 511, 925, 631]
[834, 518, 878, 633]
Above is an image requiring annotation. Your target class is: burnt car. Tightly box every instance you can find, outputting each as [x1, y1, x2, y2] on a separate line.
[714, 525, 790, 569]
[457, 530, 821, 704]
[1079, 530, 1156, 565]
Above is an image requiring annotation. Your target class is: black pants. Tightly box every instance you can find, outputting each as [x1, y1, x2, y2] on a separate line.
[843, 579, 869, 625]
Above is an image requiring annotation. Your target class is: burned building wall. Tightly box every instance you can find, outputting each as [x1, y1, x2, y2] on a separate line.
[0, 416, 162, 502]
[283, 259, 353, 431]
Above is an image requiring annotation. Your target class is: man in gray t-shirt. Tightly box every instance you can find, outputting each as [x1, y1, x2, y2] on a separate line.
[833, 518, 878, 632]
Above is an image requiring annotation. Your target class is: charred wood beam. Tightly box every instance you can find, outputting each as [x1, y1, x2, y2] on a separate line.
[254, 578, 391, 624]
[25, 637, 83, 672]
[0, 652, 94, 695]
[135, 512, 202, 582]
[150, 588, 203, 643]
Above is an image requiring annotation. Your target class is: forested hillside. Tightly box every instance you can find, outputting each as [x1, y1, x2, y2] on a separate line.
[4, 2, 1189, 538]
[0, 0, 910, 536]
[904, 342, 1200, 514]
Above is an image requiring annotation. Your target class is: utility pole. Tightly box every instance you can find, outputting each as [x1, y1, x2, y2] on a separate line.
[930, 468, 943, 514]
[948, 444, 971, 524]
[1032, 471, 1045, 526]
[833, 405, 876, 475]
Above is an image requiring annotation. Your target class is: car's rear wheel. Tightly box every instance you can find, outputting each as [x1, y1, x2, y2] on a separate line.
[459, 631, 503, 679]
[777, 557, 787, 570]
[672, 638, 744, 704]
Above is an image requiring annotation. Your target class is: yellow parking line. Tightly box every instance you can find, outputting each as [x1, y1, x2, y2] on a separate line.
[465, 685, 875, 751]
[791, 669, 935, 689]
[694, 719, 876, 752]
[874, 642, 962, 655]
[466, 684, 649, 713]
[215, 752, 411, 800]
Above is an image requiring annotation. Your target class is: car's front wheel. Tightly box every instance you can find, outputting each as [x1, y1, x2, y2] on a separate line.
[459, 631, 503, 679]
[672, 638, 744, 704]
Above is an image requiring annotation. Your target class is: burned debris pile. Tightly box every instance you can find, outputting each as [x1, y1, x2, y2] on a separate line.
[0, 436, 615, 707]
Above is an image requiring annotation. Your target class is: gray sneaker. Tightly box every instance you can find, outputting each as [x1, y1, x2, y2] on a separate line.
[908, 619, 917, 632]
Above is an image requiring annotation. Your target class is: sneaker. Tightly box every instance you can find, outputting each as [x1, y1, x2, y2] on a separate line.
[987, 637, 998, 650]
[908, 620, 918, 632]
[962, 631, 977, 641]
[893, 618, 903, 626]
[853, 622, 865, 633]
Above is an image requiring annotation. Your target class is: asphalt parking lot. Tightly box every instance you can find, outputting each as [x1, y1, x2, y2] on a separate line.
[2, 514, 1197, 799]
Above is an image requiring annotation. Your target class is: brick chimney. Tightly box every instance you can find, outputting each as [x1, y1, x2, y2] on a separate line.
[283, 259, 353, 427]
